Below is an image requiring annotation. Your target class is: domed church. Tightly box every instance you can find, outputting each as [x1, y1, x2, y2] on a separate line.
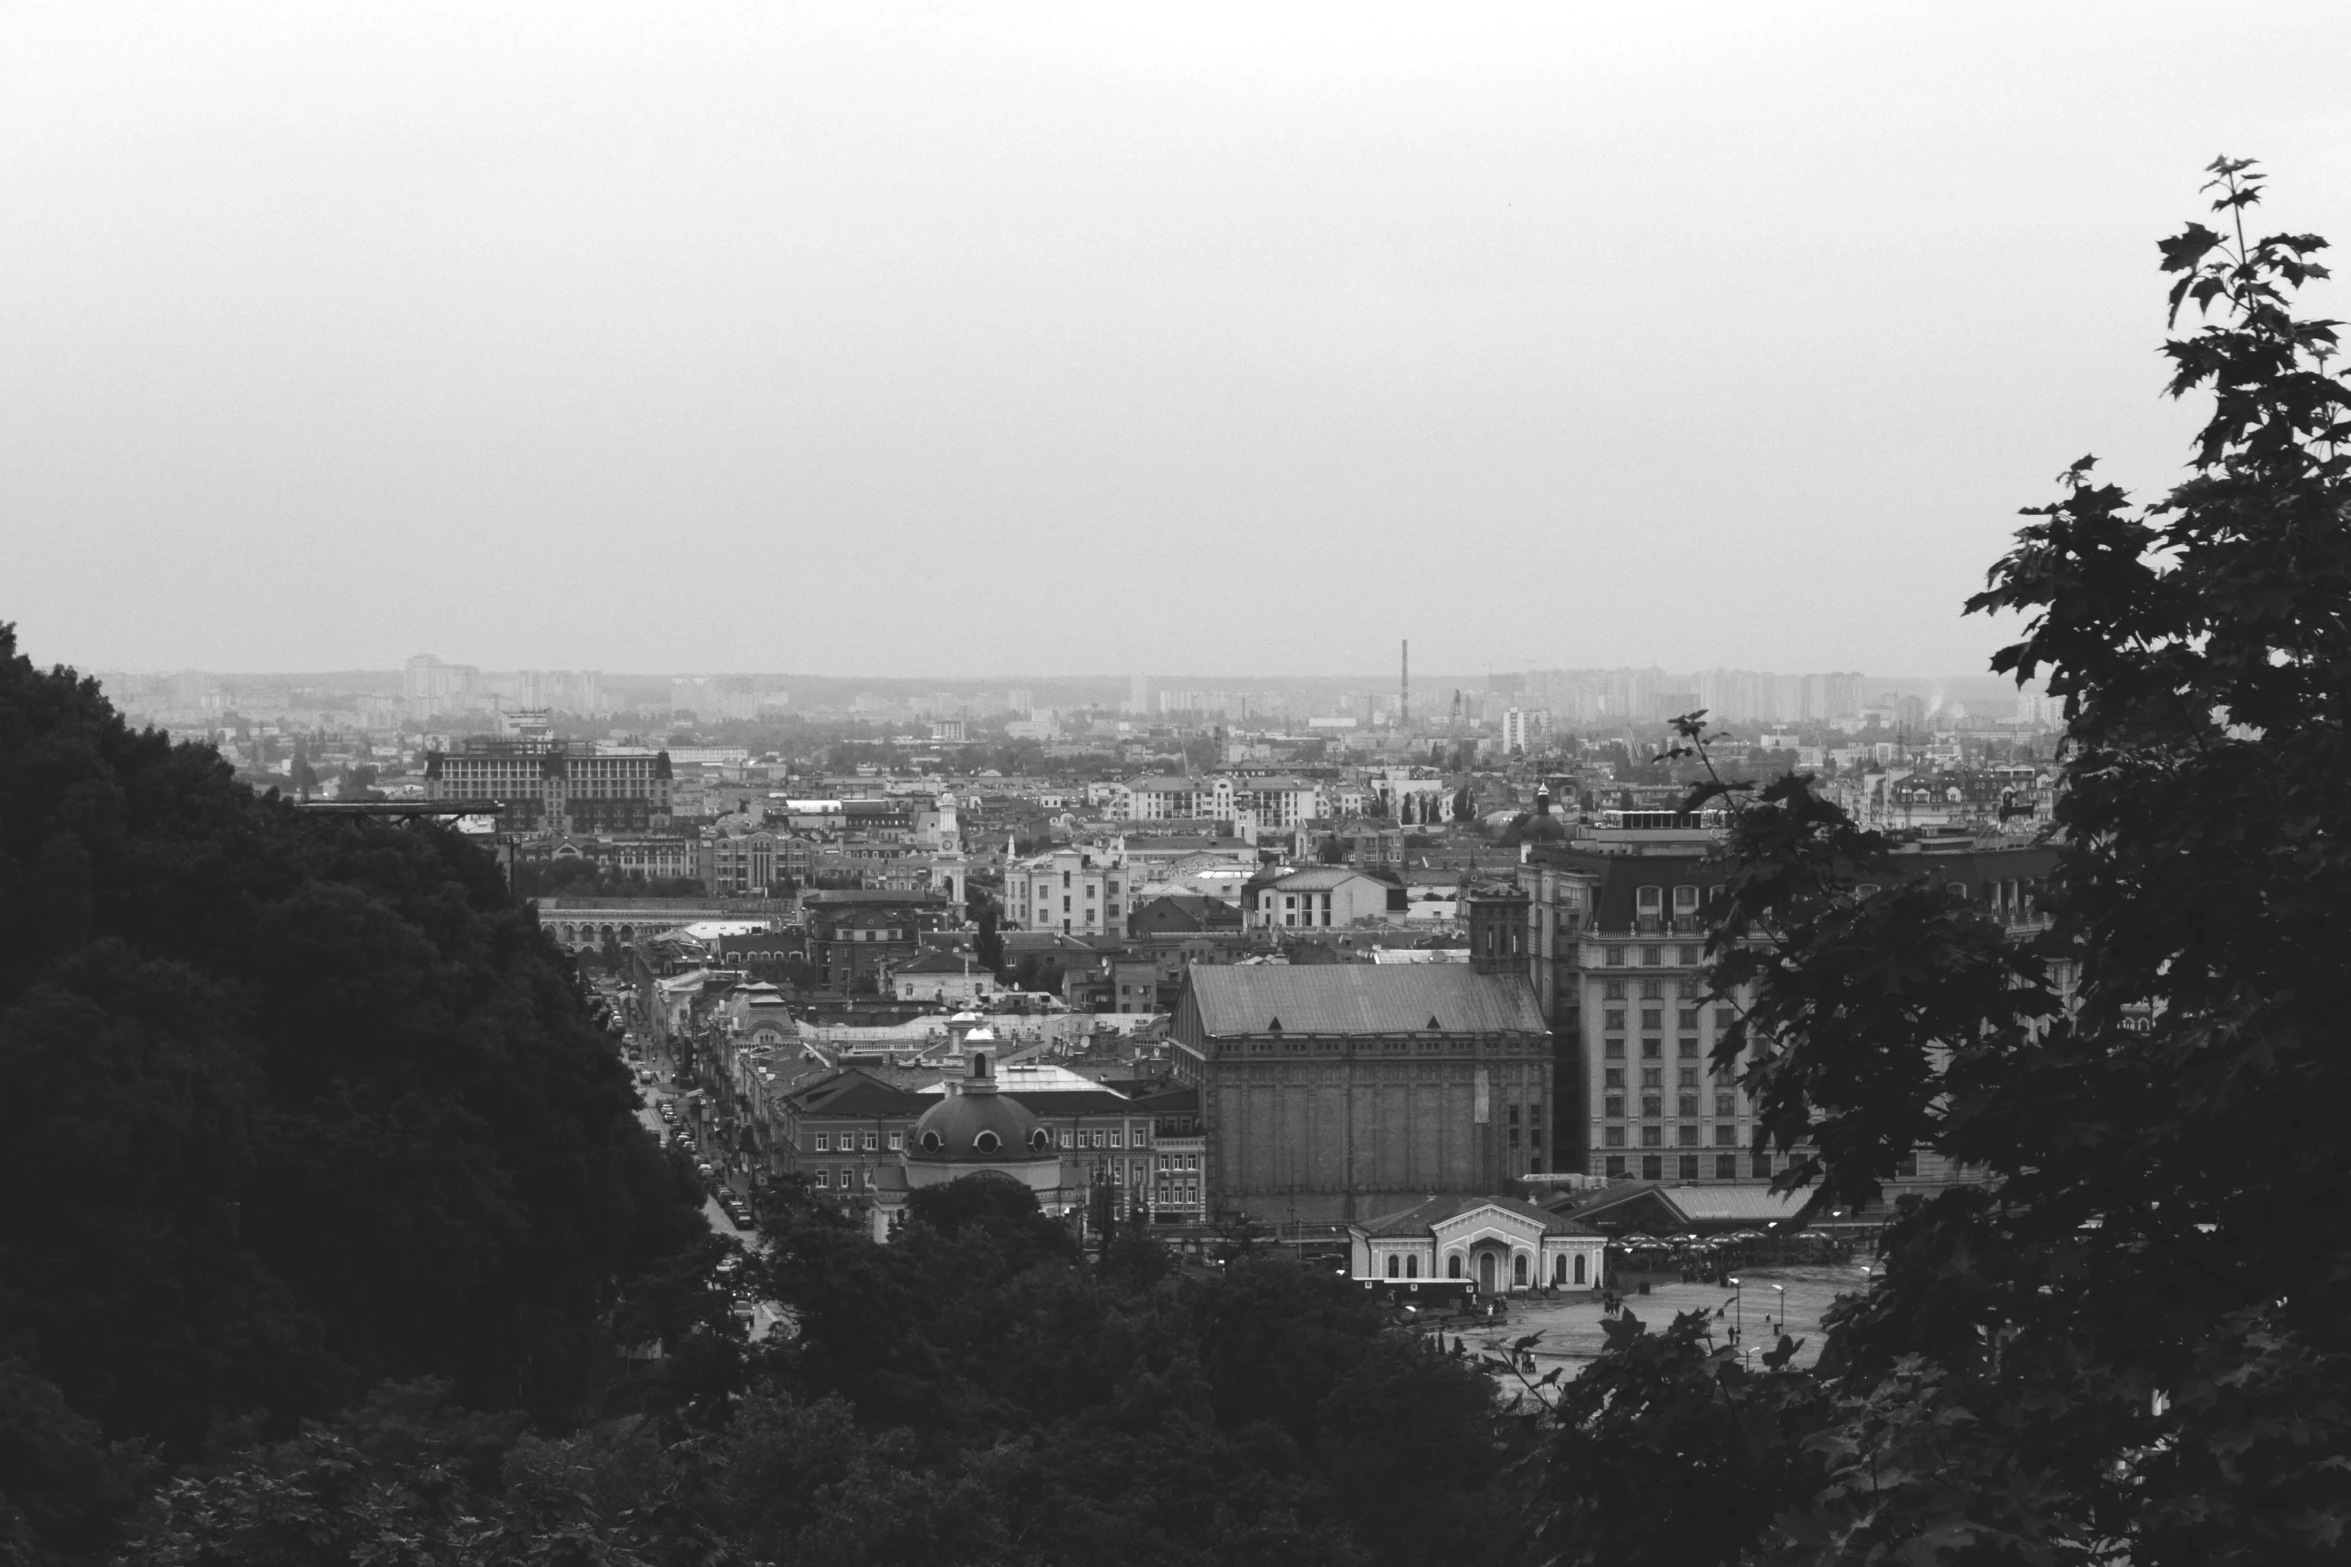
[902, 1046, 1063, 1203]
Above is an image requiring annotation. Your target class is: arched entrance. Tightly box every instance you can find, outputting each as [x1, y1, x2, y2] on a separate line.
[1478, 1250, 1498, 1293]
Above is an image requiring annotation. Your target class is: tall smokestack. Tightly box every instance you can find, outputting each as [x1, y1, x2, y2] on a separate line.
[1400, 639, 1410, 730]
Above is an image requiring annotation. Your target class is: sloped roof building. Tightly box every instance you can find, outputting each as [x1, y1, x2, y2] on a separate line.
[1171, 965, 1553, 1224]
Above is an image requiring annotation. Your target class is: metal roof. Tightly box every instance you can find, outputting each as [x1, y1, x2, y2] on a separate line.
[1353, 1194, 1598, 1237]
[1186, 964, 1546, 1037]
[1268, 866, 1382, 892]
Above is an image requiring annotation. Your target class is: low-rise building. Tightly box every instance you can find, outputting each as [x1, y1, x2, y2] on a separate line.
[890, 948, 1002, 1004]
[1347, 1195, 1606, 1296]
[1247, 866, 1394, 930]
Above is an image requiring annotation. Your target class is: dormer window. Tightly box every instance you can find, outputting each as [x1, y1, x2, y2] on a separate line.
[974, 1131, 1001, 1153]
[920, 1131, 943, 1152]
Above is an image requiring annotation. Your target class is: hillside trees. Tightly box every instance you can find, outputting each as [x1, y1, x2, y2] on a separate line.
[1543, 158, 2351, 1564]
[0, 629, 705, 1554]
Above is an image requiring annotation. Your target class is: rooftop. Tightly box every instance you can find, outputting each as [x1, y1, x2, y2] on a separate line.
[1354, 1193, 1599, 1238]
[1184, 964, 1546, 1037]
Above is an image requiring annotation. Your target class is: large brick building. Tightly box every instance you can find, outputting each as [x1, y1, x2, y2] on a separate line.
[1170, 965, 1552, 1225]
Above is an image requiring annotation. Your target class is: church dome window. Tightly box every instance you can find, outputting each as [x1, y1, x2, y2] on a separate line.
[921, 1131, 943, 1152]
[974, 1130, 1001, 1154]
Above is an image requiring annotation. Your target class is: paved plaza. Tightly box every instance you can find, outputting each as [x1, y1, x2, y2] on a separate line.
[1451, 1260, 1878, 1380]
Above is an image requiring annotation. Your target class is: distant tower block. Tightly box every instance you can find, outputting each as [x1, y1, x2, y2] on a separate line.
[1400, 639, 1410, 729]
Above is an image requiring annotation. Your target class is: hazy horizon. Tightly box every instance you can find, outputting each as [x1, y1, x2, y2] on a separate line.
[58, 658, 2027, 696]
[10, 4, 2348, 679]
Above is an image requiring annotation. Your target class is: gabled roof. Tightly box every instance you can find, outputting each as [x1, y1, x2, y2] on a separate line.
[789, 1068, 933, 1120]
[1353, 1194, 1599, 1238]
[1185, 964, 1546, 1037]
[1269, 866, 1379, 892]
[896, 949, 984, 975]
[1125, 1084, 1200, 1116]
[1666, 1185, 1813, 1224]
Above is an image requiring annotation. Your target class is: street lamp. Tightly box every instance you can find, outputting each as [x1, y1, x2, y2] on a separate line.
[1769, 1283, 1786, 1340]
[1727, 1275, 1743, 1343]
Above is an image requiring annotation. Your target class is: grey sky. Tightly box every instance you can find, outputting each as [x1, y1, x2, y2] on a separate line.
[7, 3, 2347, 679]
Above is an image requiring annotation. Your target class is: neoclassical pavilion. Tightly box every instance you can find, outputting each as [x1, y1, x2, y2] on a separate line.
[1346, 1194, 1607, 1294]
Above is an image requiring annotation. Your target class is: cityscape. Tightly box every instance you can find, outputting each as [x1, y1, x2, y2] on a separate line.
[83, 648, 2062, 1219]
[6, 6, 2345, 1564]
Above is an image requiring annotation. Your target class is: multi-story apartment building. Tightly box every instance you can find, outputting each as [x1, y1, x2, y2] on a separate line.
[1126, 776, 1236, 820]
[704, 827, 814, 896]
[531, 834, 700, 884]
[424, 737, 672, 836]
[802, 891, 954, 989]
[1136, 1085, 1208, 1223]
[777, 1069, 934, 1199]
[1245, 866, 1393, 929]
[1002, 843, 1130, 936]
[1238, 775, 1324, 828]
[1516, 810, 2060, 1187]
[1118, 774, 1324, 826]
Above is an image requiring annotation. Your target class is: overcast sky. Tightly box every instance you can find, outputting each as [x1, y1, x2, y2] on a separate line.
[6, 3, 2348, 679]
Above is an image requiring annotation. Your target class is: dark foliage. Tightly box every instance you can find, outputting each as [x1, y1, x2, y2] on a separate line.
[0, 628, 705, 1557]
[116, 1180, 1524, 1567]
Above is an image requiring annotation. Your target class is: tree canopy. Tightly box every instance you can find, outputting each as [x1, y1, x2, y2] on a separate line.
[1545, 157, 2351, 1565]
[0, 630, 706, 1556]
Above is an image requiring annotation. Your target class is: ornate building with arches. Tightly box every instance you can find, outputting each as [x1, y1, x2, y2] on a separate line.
[1346, 1194, 1604, 1296]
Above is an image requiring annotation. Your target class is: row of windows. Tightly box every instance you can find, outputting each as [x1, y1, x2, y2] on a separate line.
[1598, 1151, 1919, 1181]
[810, 1126, 1145, 1153]
[813, 1131, 896, 1153]
[1381, 1252, 1591, 1285]
[1601, 979, 1722, 1004]
[1601, 1038, 1722, 1060]
[1635, 885, 1709, 916]
[1602, 1066, 1726, 1089]
[1602, 1124, 1742, 1147]
[1601, 1004, 1738, 1029]
[1606, 1153, 1763, 1181]
[1599, 943, 1708, 968]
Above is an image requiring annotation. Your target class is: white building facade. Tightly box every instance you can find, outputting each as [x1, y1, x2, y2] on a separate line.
[1002, 843, 1131, 936]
